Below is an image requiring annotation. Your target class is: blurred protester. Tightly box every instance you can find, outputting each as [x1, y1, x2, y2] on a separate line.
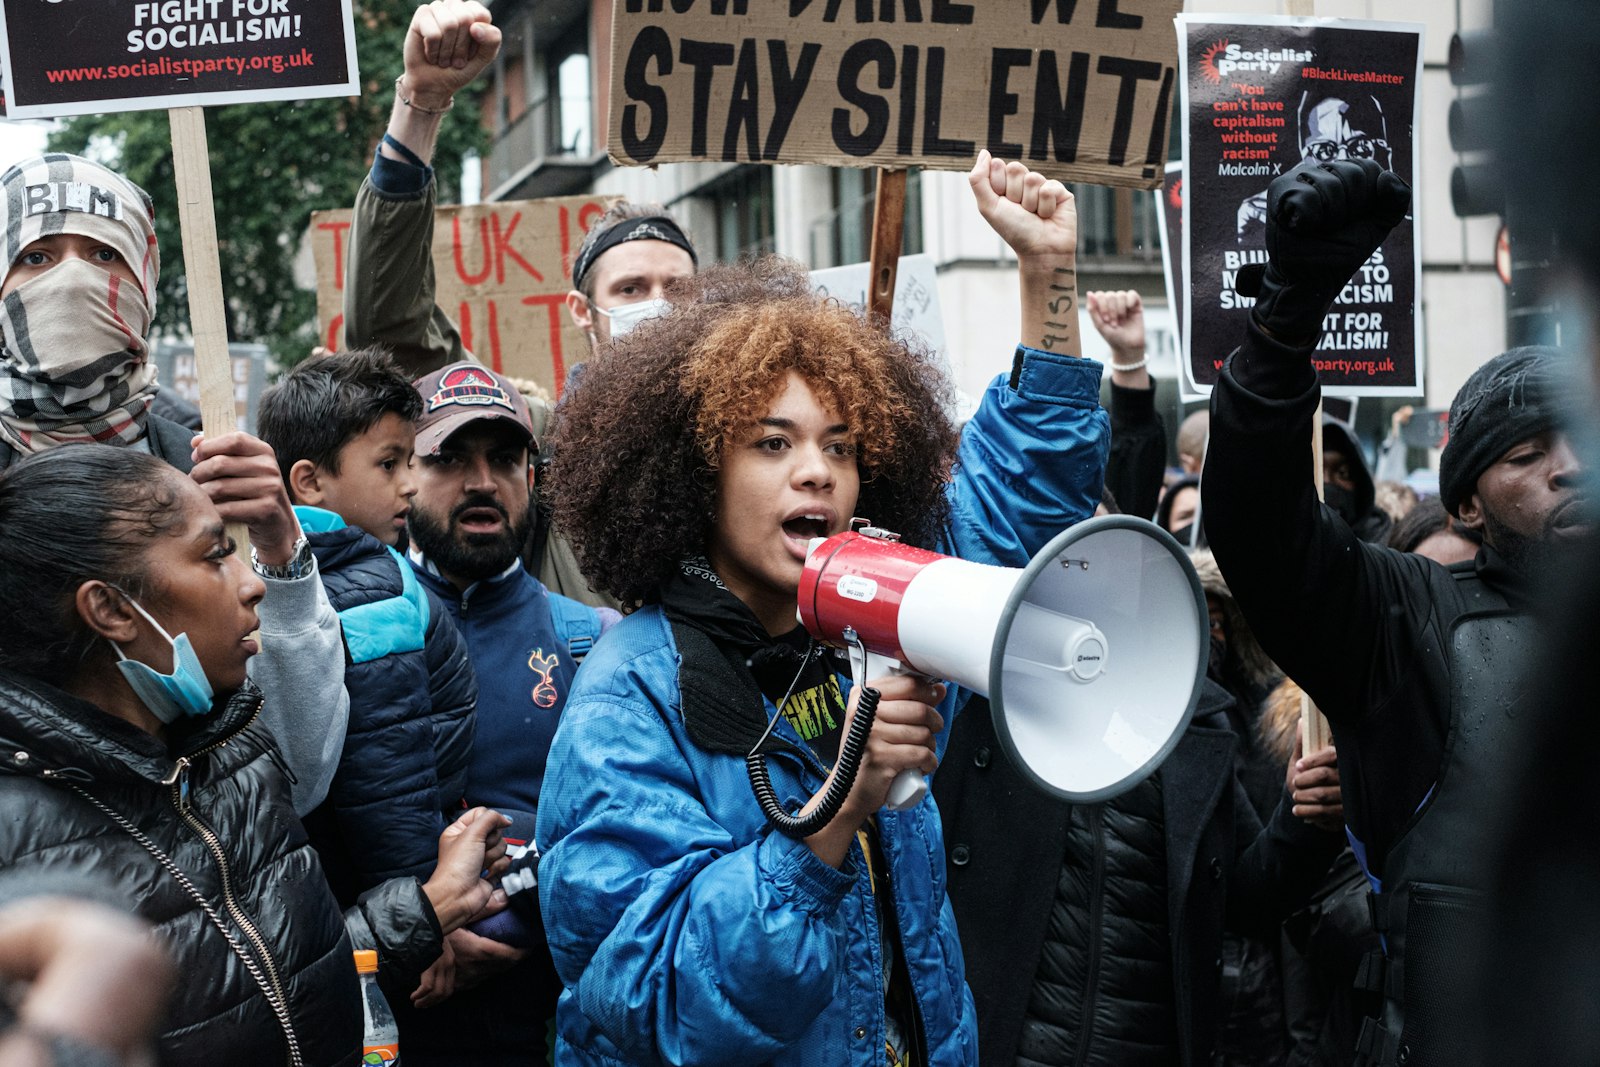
[535, 152, 1105, 1066]
[1385, 496, 1481, 565]
[0, 446, 509, 1065]
[1157, 475, 1203, 547]
[0, 874, 172, 1067]
[1464, 5, 1600, 1063]
[1177, 409, 1210, 475]
[1091, 289, 1166, 521]
[1321, 417, 1393, 543]
[1374, 405, 1415, 483]
[0, 153, 349, 813]
[1372, 480, 1417, 523]
[1203, 156, 1589, 1067]
[256, 350, 480, 1010]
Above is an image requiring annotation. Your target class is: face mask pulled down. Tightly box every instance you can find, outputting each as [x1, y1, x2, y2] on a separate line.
[109, 592, 215, 723]
[0, 259, 156, 454]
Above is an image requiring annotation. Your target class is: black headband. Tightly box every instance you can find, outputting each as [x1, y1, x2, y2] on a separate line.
[572, 215, 698, 293]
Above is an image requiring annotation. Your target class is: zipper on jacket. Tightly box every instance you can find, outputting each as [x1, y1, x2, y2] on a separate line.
[1073, 803, 1108, 1067]
[168, 703, 303, 1066]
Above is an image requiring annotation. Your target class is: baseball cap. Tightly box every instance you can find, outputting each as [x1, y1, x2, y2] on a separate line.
[413, 362, 535, 456]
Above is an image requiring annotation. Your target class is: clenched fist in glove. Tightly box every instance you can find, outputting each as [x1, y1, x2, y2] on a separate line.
[1236, 158, 1411, 344]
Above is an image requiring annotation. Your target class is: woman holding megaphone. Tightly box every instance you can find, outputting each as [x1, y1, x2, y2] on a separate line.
[535, 153, 1107, 1067]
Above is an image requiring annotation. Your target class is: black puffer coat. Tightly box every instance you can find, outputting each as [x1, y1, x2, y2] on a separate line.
[0, 668, 430, 1067]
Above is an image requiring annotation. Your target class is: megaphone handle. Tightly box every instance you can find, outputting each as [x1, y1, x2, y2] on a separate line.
[851, 647, 930, 812]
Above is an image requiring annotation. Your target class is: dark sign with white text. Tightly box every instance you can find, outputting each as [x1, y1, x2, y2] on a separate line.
[610, 0, 1185, 190]
[1177, 15, 1424, 396]
[0, 0, 357, 117]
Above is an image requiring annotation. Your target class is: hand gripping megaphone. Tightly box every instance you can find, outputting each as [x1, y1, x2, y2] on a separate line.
[796, 515, 1208, 808]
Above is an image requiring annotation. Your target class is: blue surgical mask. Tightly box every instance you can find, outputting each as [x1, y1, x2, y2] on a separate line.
[595, 297, 671, 338]
[109, 593, 215, 724]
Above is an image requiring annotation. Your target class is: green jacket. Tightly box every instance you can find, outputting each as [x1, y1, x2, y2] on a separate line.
[345, 170, 620, 611]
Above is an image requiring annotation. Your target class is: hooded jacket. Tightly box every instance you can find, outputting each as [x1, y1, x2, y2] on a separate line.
[935, 680, 1338, 1067]
[294, 505, 477, 905]
[1320, 418, 1392, 545]
[536, 347, 1109, 1067]
[0, 671, 442, 1067]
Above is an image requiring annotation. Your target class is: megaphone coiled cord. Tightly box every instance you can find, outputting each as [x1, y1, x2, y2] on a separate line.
[748, 685, 881, 840]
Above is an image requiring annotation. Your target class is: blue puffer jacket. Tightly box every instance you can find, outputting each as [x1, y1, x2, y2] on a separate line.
[296, 506, 477, 904]
[537, 348, 1109, 1067]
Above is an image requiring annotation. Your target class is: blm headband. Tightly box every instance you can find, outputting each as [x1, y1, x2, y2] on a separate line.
[572, 215, 697, 292]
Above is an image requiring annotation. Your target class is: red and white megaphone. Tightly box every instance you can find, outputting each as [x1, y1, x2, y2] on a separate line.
[798, 515, 1208, 807]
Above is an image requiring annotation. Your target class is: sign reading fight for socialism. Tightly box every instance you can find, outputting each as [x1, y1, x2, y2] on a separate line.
[610, 0, 1185, 190]
[1177, 16, 1424, 397]
[0, 0, 357, 117]
[310, 195, 614, 396]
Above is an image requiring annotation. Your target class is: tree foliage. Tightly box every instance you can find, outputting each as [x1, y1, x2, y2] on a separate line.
[47, 0, 487, 367]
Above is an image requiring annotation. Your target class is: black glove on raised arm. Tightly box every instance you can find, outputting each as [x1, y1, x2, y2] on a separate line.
[1235, 158, 1412, 344]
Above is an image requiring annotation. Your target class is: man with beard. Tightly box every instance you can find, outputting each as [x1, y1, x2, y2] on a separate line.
[1203, 157, 1589, 1067]
[401, 362, 615, 1066]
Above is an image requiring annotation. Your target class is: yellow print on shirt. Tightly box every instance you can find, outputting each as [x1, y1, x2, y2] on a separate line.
[529, 648, 561, 709]
[781, 675, 844, 741]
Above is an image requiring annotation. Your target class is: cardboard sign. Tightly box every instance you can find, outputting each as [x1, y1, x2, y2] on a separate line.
[610, 0, 1184, 190]
[0, 0, 357, 118]
[1177, 16, 1424, 397]
[311, 195, 614, 395]
[153, 340, 269, 433]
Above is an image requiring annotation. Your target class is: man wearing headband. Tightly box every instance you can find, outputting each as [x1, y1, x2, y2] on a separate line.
[342, 0, 697, 609]
[1202, 158, 1591, 1067]
[0, 153, 350, 817]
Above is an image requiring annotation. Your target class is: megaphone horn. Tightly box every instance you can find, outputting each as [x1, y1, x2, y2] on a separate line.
[797, 516, 1208, 805]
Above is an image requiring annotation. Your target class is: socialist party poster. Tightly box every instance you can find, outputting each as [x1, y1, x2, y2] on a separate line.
[1177, 16, 1424, 397]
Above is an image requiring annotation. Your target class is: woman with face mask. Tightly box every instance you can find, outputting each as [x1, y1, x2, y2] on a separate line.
[0, 445, 512, 1067]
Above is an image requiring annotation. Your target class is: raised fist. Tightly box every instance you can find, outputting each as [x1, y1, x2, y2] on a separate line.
[1238, 159, 1411, 343]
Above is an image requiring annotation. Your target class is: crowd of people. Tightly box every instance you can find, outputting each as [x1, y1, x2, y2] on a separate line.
[0, 1, 1594, 1065]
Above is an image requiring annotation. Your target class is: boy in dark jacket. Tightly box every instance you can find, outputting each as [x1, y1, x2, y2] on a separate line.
[256, 349, 478, 939]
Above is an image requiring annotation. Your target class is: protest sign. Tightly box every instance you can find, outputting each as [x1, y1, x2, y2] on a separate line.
[0, 0, 357, 118]
[153, 340, 269, 433]
[1177, 15, 1424, 397]
[311, 194, 615, 396]
[812, 253, 948, 363]
[609, 0, 1184, 190]
[1398, 407, 1449, 450]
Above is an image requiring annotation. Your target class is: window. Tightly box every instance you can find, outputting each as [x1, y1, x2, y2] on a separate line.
[708, 166, 777, 262]
[810, 169, 923, 268]
[545, 24, 590, 158]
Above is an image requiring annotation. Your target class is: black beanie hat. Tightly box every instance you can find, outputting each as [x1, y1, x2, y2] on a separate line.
[1438, 346, 1561, 516]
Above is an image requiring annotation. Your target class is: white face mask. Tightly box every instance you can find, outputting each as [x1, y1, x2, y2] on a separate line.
[594, 298, 671, 339]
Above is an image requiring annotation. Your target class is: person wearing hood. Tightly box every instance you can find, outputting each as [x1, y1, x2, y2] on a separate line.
[1202, 155, 1590, 1067]
[1320, 417, 1392, 543]
[0, 153, 350, 815]
[1157, 474, 1204, 548]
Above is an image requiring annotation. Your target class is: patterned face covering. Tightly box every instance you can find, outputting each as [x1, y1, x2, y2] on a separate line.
[0, 259, 156, 452]
[0, 154, 161, 454]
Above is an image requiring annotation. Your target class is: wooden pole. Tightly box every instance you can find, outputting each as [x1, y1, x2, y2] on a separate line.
[169, 106, 250, 552]
[867, 168, 908, 325]
[1285, 0, 1333, 756]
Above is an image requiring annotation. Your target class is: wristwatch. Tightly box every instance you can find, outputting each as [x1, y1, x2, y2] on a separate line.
[251, 535, 313, 580]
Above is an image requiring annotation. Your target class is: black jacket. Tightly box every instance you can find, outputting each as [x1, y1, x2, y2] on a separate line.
[1106, 380, 1167, 521]
[934, 684, 1339, 1067]
[1202, 323, 1531, 870]
[299, 513, 476, 906]
[0, 670, 440, 1066]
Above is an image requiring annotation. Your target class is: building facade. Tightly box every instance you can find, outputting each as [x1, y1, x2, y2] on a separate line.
[472, 0, 1501, 474]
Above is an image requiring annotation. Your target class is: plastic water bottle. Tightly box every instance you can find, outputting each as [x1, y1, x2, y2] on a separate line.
[355, 949, 399, 1065]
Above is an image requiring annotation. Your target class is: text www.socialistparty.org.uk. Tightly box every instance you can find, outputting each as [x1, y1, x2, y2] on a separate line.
[1211, 356, 1397, 376]
[45, 48, 313, 83]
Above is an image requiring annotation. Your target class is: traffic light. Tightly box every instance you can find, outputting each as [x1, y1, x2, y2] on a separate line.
[1447, 30, 1501, 218]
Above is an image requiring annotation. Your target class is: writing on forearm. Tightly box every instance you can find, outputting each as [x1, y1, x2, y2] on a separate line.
[1040, 267, 1077, 350]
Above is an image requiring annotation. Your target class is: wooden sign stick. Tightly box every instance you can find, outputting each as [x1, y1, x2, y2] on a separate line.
[868, 168, 908, 325]
[169, 105, 250, 553]
[1285, 0, 1333, 757]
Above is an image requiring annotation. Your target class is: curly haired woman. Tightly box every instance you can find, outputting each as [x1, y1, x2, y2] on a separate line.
[533, 152, 1110, 1067]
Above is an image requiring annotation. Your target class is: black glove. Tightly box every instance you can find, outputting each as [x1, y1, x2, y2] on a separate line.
[1236, 158, 1411, 343]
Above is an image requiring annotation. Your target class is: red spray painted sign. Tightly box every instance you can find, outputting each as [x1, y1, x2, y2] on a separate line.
[311, 194, 613, 395]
